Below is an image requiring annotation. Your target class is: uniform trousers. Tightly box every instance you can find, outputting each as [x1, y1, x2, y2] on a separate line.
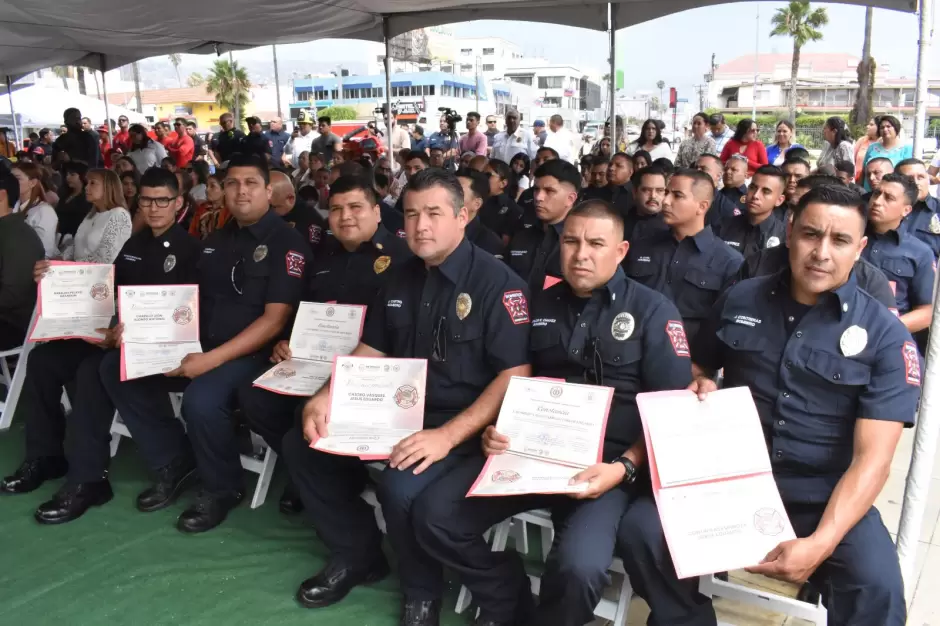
[617, 497, 905, 626]
[413, 454, 630, 625]
[281, 422, 474, 600]
[0, 318, 25, 351]
[236, 384, 302, 456]
[21, 341, 115, 483]
[100, 350, 267, 496]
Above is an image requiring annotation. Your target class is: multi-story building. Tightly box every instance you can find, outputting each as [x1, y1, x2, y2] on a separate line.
[504, 62, 603, 130]
[452, 37, 524, 80]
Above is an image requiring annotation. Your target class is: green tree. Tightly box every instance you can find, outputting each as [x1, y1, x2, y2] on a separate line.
[656, 80, 666, 112]
[205, 59, 251, 120]
[187, 72, 205, 87]
[168, 53, 183, 88]
[770, 0, 829, 123]
[315, 105, 357, 122]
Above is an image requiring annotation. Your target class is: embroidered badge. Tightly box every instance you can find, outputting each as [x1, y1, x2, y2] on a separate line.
[665, 320, 690, 357]
[285, 251, 305, 278]
[903, 342, 921, 386]
[502, 290, 530, 325]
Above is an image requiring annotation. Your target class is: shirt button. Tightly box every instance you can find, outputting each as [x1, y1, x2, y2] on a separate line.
[782, 391, 790, 398]
[896, 269, 902, 275]
[787, 316, 794, 322]
[571, 349, 579, 355]
[778, 419, 786, 426]
[613, 356, 620, 362]
[579, 322, 586, 328]
[795, 331, 803, 338]
[785, 361, 793, 369]
[700, 281, 706, 286]
[833, 373, 841, 381]
[775, 450, 783, 459]
[423, 302, 430, 307]
[732, 340, 739, 346]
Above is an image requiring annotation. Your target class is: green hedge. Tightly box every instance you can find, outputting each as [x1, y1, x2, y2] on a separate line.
[721, 113, 848, 128]
[315, 105, 358, 122]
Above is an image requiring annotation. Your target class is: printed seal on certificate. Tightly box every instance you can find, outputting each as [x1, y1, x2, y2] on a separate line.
[394, 385, 419, 409]
[492, 470, 521, 484]
[356, 445, 370, 452]
[90, 283, 110, 300]
[753, 507, 785, 536]
[550, 386, 563, 398]
[274, 367, 296, 378]
[172, 306, 194, 325]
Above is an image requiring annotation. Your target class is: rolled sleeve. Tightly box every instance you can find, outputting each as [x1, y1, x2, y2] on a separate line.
[483, 276, 532, 372]
[641, 300, 693, 390]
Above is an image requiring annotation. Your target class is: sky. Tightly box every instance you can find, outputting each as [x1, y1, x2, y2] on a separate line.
[188, 2, 932, 102]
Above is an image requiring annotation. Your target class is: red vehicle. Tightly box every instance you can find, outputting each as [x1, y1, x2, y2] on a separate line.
[329, 121, 387, 163]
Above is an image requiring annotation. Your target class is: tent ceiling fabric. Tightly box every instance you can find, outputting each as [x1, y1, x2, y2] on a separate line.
[0, 0, 915, 79]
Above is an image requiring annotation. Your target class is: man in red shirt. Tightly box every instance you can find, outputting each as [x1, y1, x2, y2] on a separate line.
[168, 117, 195, 168]
[154, 122, 177, 151]
[112, 115, 131, 155]
[97, 126, 114, 168]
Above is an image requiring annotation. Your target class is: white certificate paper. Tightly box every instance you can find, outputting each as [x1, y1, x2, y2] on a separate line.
[118, 285, 200, 343]
[638, 388, 796, 579]
[29, 262, 115, 342]
[312, 356, 427, 459]
[121, 341, 203, 380]
[468, 377, 614, 497]
[253, 302, 366, 396]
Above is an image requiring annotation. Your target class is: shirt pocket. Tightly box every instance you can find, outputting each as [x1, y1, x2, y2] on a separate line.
[882, 257, 915, 282]
[679, 268, 723, 318]
[803, 348, 871, 416]
[594, 337, 643, 386]
[241, 259, 271, 304]
[447, 316, 490, 386]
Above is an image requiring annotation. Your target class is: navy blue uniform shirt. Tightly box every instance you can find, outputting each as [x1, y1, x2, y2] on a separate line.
[531, 268, 693, 459]
[264, 129, 291, 163]
[716, 212, 787, 259]
[861, 227, 935, 315]
[718, 184, 747, 214]
[379, 199, 406, 238]
[624, 226, 743, 348]
[198, 209, 310, 351]
[361, 238, 531, 428]
[480, 192, 523, 238]
[693, 270, 921, 504]
[211, 129, 246, 164]
[115, 224, 202, 287]
[624, 209, 669, 244]
[900, 195, 940, 259]
[507, 220, 564, 293]
[466, 216, 504, 258]
[511, 187, 540, 237]
[706, 191, 740, 230]
[241, 131, 272, 162]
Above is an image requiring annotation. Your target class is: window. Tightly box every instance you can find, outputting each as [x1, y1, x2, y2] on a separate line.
[461, 48, 472, 56]
[441, 85, 453, 97]
[483, 64, 495, 72]
[542, 97, 562, 106]
[330, 89, 338, 99]
[441, 65, 453, 73]
[509, 75, 533, 86]
[461, 64, 473, 72]
[429, 85, 435, 96]
[422, 85, 430, 96]
[538, 76, 565, 89]
[482, 48, 494, 55]
[297, 90, 312, 101]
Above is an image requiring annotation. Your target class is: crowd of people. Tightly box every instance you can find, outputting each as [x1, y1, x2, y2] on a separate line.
[0, 100, 935, 626]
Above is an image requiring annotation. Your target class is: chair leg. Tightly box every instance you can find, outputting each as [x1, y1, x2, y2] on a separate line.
[612, 569, 633, 626]
[0, 349, 30, 431]
[249, 446, 277, 509]
[539, 525, 554, 562]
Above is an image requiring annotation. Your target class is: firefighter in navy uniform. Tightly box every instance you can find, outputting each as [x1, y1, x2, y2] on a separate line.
[99, 154, 310, 534]
[715, 165, 788, 258]
[694, 154, 739, 229]
[515, 146, 560, 234]
[618, 185, 920, 626]
[624, 169, 743, 347]
[718, 154, 749, 214]
[897, 159, 940, 259]
[455, 168, 505, 257]
[624, 166, 671, 243]
[506, 159, 581, 292]
[280, 169, 531, 626]
[413, 199, 695, 626]
[0, 168, 202, 524]
[237, 175, 412, 514]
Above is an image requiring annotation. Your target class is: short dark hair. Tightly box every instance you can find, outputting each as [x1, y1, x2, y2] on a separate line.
[591, 157, 610, 167]
[534, 159, 581, 191]
[793, 183, 867, 224]
[329, 175, 378, 206]
[782, 156, 812, 172]
[697, 153, 723, 169]
[488, 158, 512, 182]
[140, 166, 180, 195]
[636, 166, 668, 187]
[784, 147, 811, 163]
[429, 146, 444, 154]
[404, 168, 465, 216]
[186, 120, 197, 128]
[796, 174, 841, 190]
[466, 111, 480, 122]
[413, 125, 424, 137]
[752, 165, 787, 191]
[867, 157, 894, 170]
[671, 168, 715, 203]
[651, 157, 675, 176]
[337, 161, 365, 178]
[39, 128, 51, 139]
[708, 113, 725, 125]
[611, 152, 632, 166]
[297, 185, 319, 203]
[455, 168, 491, 202]
[0, 168, 19, 209]
[405, 150, 430, 165]
[225, 153, 271, 185]
[879, 173, 919, 205]
[567, 199, 624, 240]
[245, 116, 261, 127]
[834, 159, 855, 177]
[896, 158, 926, 172]
[318, 116, 332, 126]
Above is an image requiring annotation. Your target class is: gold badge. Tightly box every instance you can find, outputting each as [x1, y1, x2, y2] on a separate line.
[740, 195, 747, 204]
[456, 293, 472, 320]
[253, 244, 268, 262]
[373, 255, 391, 274]
[930, 214, 940, 234]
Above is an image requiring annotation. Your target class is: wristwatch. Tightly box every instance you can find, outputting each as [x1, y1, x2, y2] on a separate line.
[610, 456, 637, 485]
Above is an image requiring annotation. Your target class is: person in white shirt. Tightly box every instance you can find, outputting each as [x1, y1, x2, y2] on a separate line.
[542, 114, 577, 163]
[11, 162, 58, 258]
[62, 169, 132, 264]
[389, 111, 412, 156]
[492, 109, 539, 164]
[127, 125, 166, 173]
[284, 110, 317, 169]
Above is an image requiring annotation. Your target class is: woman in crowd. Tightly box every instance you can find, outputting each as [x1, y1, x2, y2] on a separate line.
[632, 150, 652, 171]
[61, 169, 131, 264]
[173, 171, 195, 232]
[853, 117, 880, 183]
[510, 153, 531, 197]
[113, 156, 138, 177]
[863, 115, 912, 174]
[720, 119, 768, 176]
[119, 170, 146, 234]
[628, 118, 674, 162]
[190, 161, 210, 203]
[765, 120, 802, 166]
[674, 112, 717, 168]
[595, 137, 613, 162]
[189, 173, 229, 239]
[12, 162, 58, 258]
[817, 117, 855, 169]
[293, 151, 312, 188]
[55, 161, 92, 244]
[127, 124, 166, 172]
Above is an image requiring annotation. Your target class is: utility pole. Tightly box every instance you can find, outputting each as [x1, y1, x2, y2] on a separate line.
[229, 51, 240, 125]
[272, 45, 283, 118]
[693, 84, 706, 111]
[336, 66, 344, 105]
[475, 56, 480, 111]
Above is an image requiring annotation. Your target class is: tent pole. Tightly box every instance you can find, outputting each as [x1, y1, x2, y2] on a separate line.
[100, 56, 113, 151]
[608, 3, 616, 150]
[912, 0, 934, 158]
[230, 51, 241, 127]
[5, 75, 18, 149]
[383, 18, 393, 146]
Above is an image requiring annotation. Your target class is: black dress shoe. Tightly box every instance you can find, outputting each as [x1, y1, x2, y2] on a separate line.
[0, 457, 68, 494]
[34, 480, 113, 524]
[137, 457, 197, 512]
[400, 598, 441, 626]
[278, 484, 304, 515]
[297, 558, 390, 608]
[176, 490, 243, 534]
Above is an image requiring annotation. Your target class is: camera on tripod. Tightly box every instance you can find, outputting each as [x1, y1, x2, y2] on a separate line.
[438, 107, 462, 132]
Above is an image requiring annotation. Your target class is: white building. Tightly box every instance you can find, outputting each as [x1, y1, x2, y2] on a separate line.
[504, 62, 603, 130]
[452, 37, 524, 81]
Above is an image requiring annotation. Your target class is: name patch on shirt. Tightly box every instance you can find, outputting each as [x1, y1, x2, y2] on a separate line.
[666, 320, 690, 357]
[387, 299, 403, 308]
[733, 315, 762, 327]
[724, 240, 741, 248]
[510, 249, 528, 257]
[308, 225, 322, 244]
[637, 256, 651, 263]
[203, 248, 215, 255]
[285, 251, 305, 278]
[903, 341, 921, 386]
[122, 254, 141, 262]
[532, 318, 556, 327]
[502, 290, 530, 325]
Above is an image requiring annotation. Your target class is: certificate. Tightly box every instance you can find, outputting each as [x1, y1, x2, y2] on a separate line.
[638, 387, 796, 579]
[118, 285, 199, 343]
[467, 377, 614, 497]
[253, 302, 366, 396]
[121, 341, 202, 381]
[312, 356, 427, 459]
[28, 262, 115, 342]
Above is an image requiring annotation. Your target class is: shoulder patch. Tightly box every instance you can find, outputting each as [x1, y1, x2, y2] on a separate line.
[309, 224, 322, 244]
[502, 290, 530, 325]
[903, 341, 921, 386]
[285, 250, 305, 278]
[665, 320, 690, 357]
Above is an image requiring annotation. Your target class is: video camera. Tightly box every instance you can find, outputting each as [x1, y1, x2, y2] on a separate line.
[438, 107, 462, 133]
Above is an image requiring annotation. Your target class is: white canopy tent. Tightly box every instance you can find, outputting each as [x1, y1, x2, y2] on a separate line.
[0, 85, 146, 129]
[0, 0, 937, 601]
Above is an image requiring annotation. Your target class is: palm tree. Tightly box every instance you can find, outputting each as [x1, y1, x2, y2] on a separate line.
[168, 53, 183, 88]
[771, 0, 829, 123]
[205, 58, 251, 120]
[187, 72, 205, 87]
[656, 80, 666, 113]
[51, 66, 70, 91]
[850, 7, 875, 129]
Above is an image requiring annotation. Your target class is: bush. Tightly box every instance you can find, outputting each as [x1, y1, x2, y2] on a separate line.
[720, 112, 848, 129]
[315, 105, 357, 122]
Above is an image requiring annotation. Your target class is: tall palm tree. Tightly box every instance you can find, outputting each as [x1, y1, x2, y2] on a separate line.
[656, 80, 666, 113]
[850, 7, 875, 128]
[771, 0, 829, 123]
[168, 53, 183, 88]
[205, 58, 251, 120]
[51, 66, 70, 91]
[187, 72, 205, 88]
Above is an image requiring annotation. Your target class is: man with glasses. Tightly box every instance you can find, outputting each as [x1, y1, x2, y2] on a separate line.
[264, 117, 290, 165]
[280, 168, 530, 626]
[113, 116, 131, 155]
[242, 116, 273, 164]
[1, 168, 201, 524]
[101, 154, 310, 534]
[484, 115, 499, 155]
[211, 112, 246, 166]
[168, 117, 195, 169]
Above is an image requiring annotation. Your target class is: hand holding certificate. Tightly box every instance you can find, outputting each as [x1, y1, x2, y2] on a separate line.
[29, 262, 115, 342]
[118, 285, 202, 380]
[467, 377, 614, 497]
[311, 356, 427, 460]
[638, 387, 796, 579]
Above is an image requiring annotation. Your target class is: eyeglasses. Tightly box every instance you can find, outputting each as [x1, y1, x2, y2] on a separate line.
[431, 316, 447, 362]
[231, 258, 245, 295]
[174, 123, 183, 127]
[138, 196, 178, 208]
[582, 337, 604, 385]
[486, 120, 497, 124]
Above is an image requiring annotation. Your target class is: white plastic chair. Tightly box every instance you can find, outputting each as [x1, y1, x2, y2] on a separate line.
[0, 305, 39, 431]
[698, 574, 827, 625]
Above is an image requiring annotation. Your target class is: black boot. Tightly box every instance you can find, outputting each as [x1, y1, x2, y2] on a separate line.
[0, 457, 68, 494]
[136, 456, 197, 512]
[278, 482, 304, 515]
[296, 558, 390, 608]
[400, 598, 441, 626]
[34, 480, 113, 524]
[176, 490, 244, 533]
